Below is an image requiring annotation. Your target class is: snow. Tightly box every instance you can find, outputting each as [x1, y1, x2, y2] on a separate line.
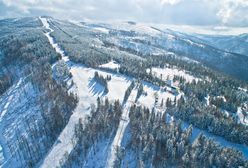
[237, 107, 248, 126]
[239, 87, 248, 93]
[148, 67, 200, 83]
[161, 112, 248, 159]
[93, 27, 109, 34]
[106, 88, 137, 168]
[205, 94, 210, 106]
[104, 21, 160, 35]
[151, 24, 248, 36]
[167, 34, 175, 40]
[83, 137, 112, 167]
[39, 17, 53, 32]
[181, 120, 248, 159]
[39, 17, 132, 168]
[68, 20, 86, 28]
[41, 64, 134, 167]
[137, 81, 177, 109]
[108, 37, 166, 56]
[184, 39, 205, 48]
[105, 79, 181, 167]
[38, 16, 248, 167]
[39, 16, 89, 168]
[129, 23, 160, 35]
[0, 78, 24, 166]
[0, 145, 3, 166]
[99, 61, 120, 70]
[0, 76, 42, 167]
[39, 17, 69, 63]
[216, 95, 227, 102]
[70, 20, 248, 36]
[40, 94, 90, 168]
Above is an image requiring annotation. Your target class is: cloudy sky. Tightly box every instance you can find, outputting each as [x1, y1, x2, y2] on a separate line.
[0, 0, 248, 27]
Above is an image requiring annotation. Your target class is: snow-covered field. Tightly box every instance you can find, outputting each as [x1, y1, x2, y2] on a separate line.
[99, 61, 120, 70]
[137, 81, 177, 109]
[148, 67, 200, 83]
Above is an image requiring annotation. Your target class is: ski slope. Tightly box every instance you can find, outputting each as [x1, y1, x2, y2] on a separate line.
[106, 88, 137, 168]
[39, 17, 69, 63]
[39, 16, 91, 168]
[39, 17, 178, 166]
[39, 17, 132, 168]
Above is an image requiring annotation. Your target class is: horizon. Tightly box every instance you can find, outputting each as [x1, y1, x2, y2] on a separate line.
[1, 0, 248, 28]
[2, 15, 248, 36]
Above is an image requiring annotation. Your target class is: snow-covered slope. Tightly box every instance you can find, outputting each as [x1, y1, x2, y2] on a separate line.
[107, 88, 137, 167]
[38, 17, 248, 167]
[148, 67, 200, 83]
[0, 77, 44, 167]
[38, 17, 186, 167]
[194, 34, 248, 56]
[39, 17, 132, 167]
[80, 20, 248, 81]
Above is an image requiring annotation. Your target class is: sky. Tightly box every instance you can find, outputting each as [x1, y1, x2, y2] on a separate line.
[0, 0, 248, 27]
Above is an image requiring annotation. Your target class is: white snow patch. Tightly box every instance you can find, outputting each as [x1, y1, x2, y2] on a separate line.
[148, 67, 200, 83]
[239, 87, 248, 92]
[103, 21, 160, 35]
[167, 34, 175, 40]
[137, 82, 177, 109]
[99, 61, 120, 70]
[93, 27, 109, 34]
[205, 94, 210, 106]
[237, 107, 248, 126]
[184, 39, 205, 48]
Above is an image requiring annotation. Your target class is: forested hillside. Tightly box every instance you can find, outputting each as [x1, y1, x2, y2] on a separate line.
[0, 16, 248, 168]
[0, 17, 77, 167]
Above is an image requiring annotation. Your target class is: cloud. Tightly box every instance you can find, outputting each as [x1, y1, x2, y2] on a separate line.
[217, 0, 248, 26]
[0, 0, 248, 27]
[160, 0, 183, 5]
